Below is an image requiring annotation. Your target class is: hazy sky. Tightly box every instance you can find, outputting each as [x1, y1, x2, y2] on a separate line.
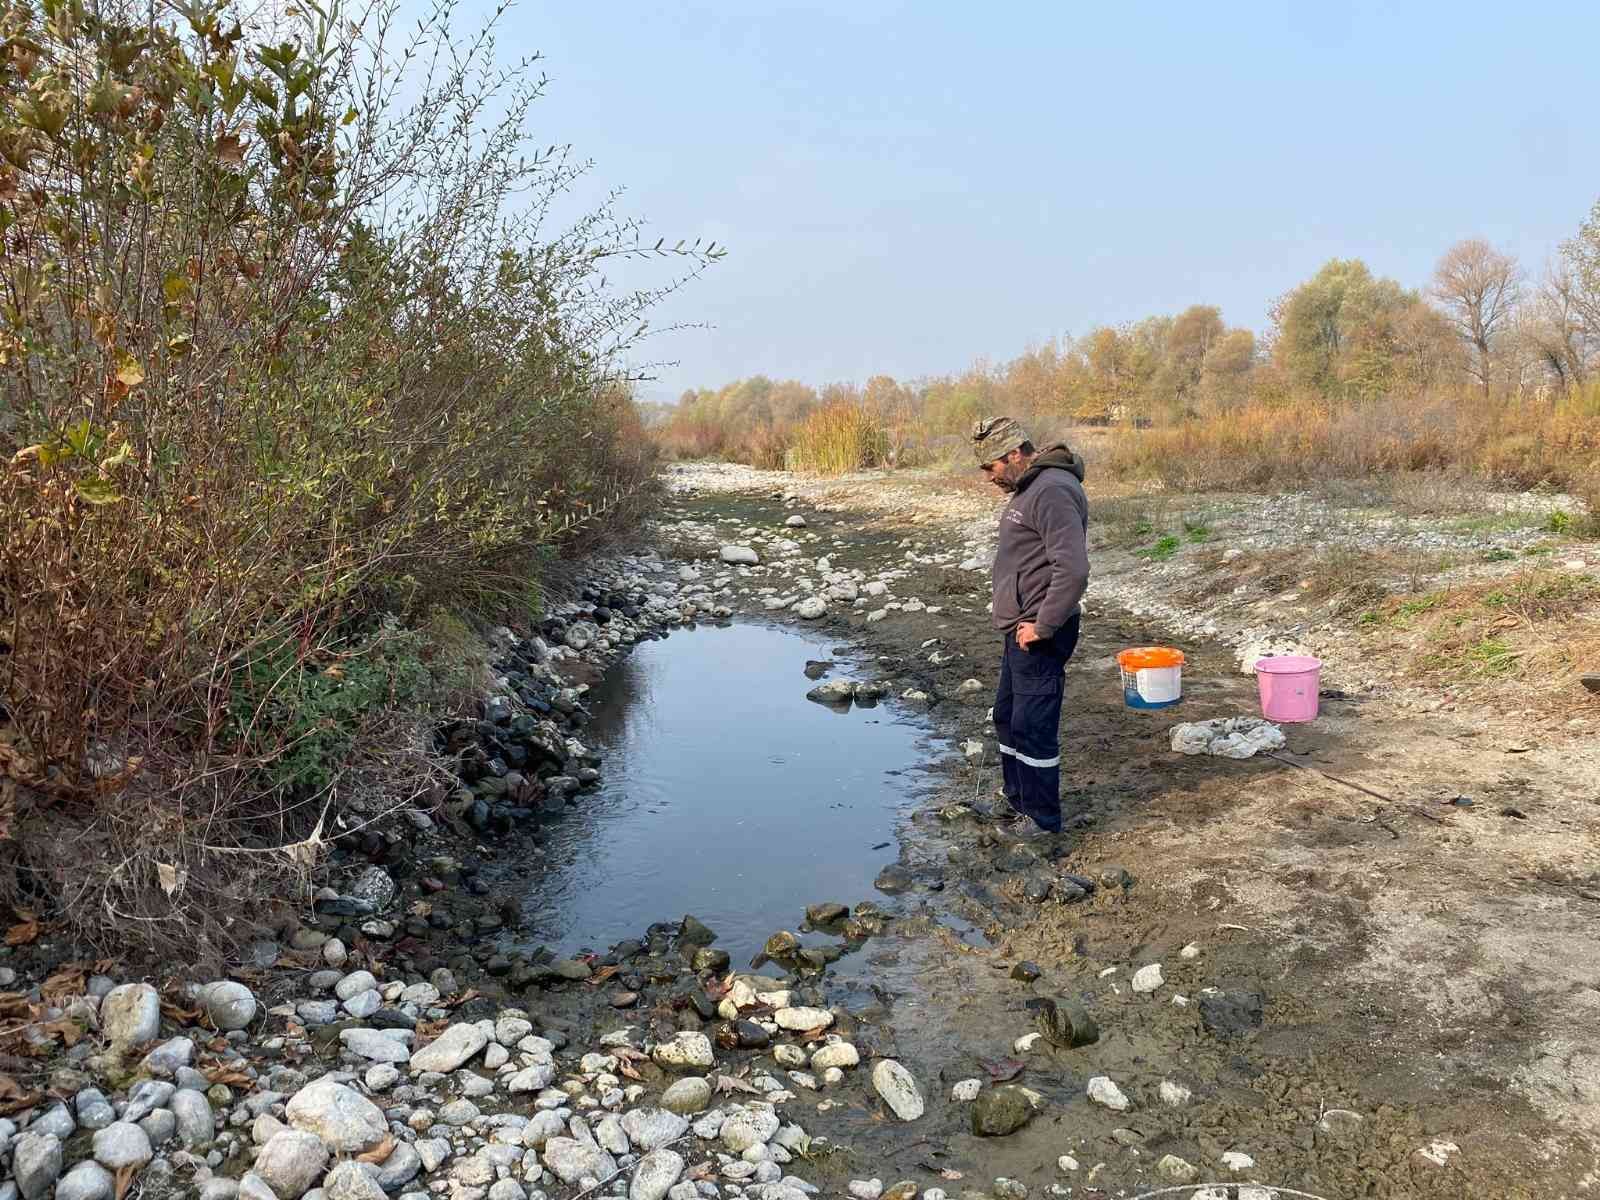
[450, 1, 1600, 400]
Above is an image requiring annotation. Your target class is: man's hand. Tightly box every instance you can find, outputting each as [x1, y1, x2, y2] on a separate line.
[1015, 621, 1042, 649]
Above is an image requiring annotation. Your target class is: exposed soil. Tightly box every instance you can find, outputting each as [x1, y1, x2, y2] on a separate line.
[658, 464, 1600, 1199]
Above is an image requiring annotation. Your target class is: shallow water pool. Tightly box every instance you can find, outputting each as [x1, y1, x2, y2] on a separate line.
[496, 622, 934, 965]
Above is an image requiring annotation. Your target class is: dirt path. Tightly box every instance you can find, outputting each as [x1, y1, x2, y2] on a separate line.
[661, 463, 1600, 1199]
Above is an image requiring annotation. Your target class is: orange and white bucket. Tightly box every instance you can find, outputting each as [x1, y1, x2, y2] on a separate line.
[1116, 646, 1185, 709]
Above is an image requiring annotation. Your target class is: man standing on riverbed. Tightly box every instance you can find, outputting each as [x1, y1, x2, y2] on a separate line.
[973, 417, 1090, 836]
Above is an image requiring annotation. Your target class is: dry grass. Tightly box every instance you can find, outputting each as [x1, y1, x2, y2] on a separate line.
[1361, 568, 1600, 694]
[788, 402, 891, 475]
[1102, 387, 1600, 501]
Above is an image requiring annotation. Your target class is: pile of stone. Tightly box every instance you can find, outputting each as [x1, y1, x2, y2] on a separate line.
[0, 949, 924, 1200]
[654, 504, 947, 630]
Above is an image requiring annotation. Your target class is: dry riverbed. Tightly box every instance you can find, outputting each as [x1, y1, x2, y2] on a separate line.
[660, 460, 1600, 1198]
[2, 461, 1597, 1200]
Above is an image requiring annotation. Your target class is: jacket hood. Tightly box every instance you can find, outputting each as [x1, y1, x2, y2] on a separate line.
[1015, 441, 1086, 491]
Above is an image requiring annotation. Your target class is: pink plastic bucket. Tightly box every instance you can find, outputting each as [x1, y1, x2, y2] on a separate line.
[1255, 655, 1322, 722]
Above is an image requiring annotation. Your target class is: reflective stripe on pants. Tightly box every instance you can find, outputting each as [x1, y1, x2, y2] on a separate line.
[993, 614, 1081, 832]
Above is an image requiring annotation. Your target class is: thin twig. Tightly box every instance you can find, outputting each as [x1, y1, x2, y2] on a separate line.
[1265, 751, 1399, 804]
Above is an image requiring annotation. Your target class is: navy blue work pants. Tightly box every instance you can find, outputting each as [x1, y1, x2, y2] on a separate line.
[993, 614, 1081, 832]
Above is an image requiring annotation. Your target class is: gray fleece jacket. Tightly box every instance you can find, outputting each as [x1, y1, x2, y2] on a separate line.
[990, 443, 1090, 638]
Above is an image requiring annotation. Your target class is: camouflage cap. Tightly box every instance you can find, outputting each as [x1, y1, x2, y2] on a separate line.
[972, 416, 1030, 466]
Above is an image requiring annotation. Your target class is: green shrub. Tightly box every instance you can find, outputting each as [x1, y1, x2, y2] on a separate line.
[1139, 535, 1182, 561]
[0, 0, 713, 948]
[228, 621, 432, 801]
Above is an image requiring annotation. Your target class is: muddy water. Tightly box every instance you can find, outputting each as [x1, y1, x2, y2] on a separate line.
[499, 622, 935, 964]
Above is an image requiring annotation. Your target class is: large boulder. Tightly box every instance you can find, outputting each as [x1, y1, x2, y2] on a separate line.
[56, 1162, 113, 1200]
[139, 1037, 195, 1077]
[542, 1130, 616, 1185]
[773, 1007, 833, 1031]
[651, 1032, 714, 1071]
[719, 1108, 780, 1153]
[91, 1122, 153, 1169]
[805, 681, 855, 706]
[285, 1080, 387, 1153]
[100, 984, 160, 1049]
[339, 1029, 410, 1064]
[630, 1149, 685, 1200]
[408, 1022, 488, 1073]
[349, 866, 397, 910]
[620, 1108, 688, 1152]
[871, 1060, 924, 1121]
[197, 981, 257, 1031]
[323, 1161, 387, 1200]
[254, 1131, 330, 1200]
[14, 1132, 63, 1200]
[971, 1086, 1037, 1137]
[170, 1089, 215, 1148]
[810, 1042, 859, 1071]
[659, 1078, 712, 1115]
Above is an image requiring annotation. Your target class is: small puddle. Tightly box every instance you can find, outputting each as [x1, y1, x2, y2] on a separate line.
[495, 622, 934, 965]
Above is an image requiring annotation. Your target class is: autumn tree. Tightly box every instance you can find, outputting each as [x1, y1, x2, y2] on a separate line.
[1273, 259, 1458, 401]
[1431, 239, 1523, 393]
[1161, 305, 1227, 404]
[1552, 197, 1600, 382]
[1199, 328, 1258, 406]
[1518, 263, 1592, 388]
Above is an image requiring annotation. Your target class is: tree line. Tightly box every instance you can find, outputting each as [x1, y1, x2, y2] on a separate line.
[659, 199, 1600, 467]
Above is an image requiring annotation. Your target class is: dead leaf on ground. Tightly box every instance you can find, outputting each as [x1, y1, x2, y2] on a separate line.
[979, 1056, 1025, 1081]
[444, 989, 479, 1009]
[40, 966, 86, 1006]
[356, 1134, 396, 1164]
[5, 912, 39, 946]
[205, 1065, 254, 1087]
[587, 965, 621, 986]
[0, 1071, 42, 1115]
[714, 1074, 759, 1096]
[113, 1164, 136, 1200]
[161, 1000, 201, 1024]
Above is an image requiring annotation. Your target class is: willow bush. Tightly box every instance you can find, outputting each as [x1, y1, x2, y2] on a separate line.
[0, 0, 715, 948]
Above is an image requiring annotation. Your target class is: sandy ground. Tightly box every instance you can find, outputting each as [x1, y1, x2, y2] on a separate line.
[659, 461, 1600, 1199]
